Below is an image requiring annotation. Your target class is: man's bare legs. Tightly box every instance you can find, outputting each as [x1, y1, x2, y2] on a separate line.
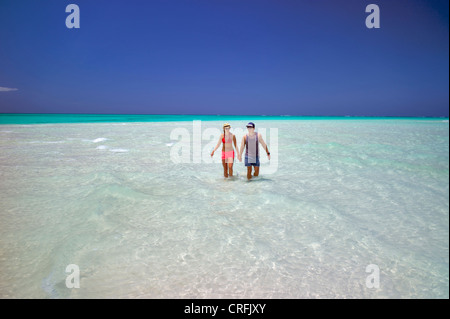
[247, 166, 252, 180]
[246, 166, 260, 180]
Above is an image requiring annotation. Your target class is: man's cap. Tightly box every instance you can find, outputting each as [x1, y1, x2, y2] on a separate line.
[246, 122, 255, 128]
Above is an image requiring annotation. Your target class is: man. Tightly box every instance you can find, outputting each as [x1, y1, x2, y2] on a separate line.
[238, 122, 270, 180]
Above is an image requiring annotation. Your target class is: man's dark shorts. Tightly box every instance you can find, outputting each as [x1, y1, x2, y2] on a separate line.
[245, 156, 260, 167]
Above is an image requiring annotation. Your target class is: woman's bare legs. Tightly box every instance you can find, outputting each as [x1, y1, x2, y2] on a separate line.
[228, 162, 233, 177]
[222, 159, 228, 178]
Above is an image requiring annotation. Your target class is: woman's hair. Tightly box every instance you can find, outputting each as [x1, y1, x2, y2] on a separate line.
[223, 123, 231, 141]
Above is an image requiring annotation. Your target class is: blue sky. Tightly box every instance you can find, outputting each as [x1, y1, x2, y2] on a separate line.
[0, 0, 448, 116]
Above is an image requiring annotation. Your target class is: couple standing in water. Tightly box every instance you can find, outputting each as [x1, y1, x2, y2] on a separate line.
[211, 122, 270, 180]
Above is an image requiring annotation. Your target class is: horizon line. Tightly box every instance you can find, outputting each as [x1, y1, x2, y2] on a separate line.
[0, 113, 448, 118]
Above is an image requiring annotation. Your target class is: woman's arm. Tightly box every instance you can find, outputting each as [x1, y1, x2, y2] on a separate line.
[233, 135, 239, 153]
[211, 134, 223, 156]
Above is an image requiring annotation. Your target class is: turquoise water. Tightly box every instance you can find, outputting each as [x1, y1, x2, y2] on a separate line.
[1, 113, 445, 125]
[0, 115, 448, 298]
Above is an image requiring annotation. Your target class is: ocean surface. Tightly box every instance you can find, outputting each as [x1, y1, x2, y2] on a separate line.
[0, 114, 448, 298]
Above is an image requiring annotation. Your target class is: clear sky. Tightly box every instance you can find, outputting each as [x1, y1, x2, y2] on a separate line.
[0, 0, 448, 116]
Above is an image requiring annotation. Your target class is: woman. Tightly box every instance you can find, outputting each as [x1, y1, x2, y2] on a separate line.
[211, 123, 239, 178]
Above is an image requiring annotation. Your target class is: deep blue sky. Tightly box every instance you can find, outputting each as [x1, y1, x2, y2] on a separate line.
[0, 0, 448, 116]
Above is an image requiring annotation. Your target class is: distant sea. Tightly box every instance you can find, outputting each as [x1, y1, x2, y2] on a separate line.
[1, 113, 448, 125]
[0, 113, 448, 298]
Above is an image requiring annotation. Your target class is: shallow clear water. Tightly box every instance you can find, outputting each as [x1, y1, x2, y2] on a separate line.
[0, 118, 448, 298]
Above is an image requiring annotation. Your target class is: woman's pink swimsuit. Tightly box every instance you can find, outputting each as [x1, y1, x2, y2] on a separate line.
[221, 134, 235, 162]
